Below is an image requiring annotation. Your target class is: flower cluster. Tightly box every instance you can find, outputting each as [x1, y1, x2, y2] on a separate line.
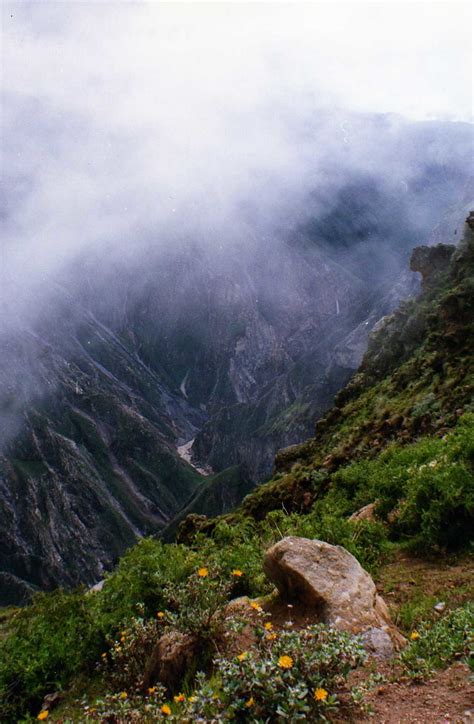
[181, 622, 367, 721]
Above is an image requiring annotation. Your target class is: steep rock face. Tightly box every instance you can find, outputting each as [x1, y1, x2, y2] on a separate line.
[0, 301, 204, 603]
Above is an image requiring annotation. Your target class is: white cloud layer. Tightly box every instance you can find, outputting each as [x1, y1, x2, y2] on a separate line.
[1, 1, 472, 323]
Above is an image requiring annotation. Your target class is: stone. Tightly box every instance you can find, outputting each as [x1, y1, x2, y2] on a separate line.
[142, 631, 198, 692]
[434, 601, 446, 613]
[349, 502, 376, 522]
[88, 579, 104, 593]
[264, 537, 405, 653]
[41, 692, 62, 712]
[361, 627, 395, 660]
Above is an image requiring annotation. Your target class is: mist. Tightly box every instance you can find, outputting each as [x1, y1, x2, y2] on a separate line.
[0, 1, 473, 452]
[1, 2, 473, 326]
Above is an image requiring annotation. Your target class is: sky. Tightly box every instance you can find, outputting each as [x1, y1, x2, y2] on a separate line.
[0, 1, 473, 326]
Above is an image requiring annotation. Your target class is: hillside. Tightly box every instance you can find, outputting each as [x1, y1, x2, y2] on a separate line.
[178, 210, 473, 533]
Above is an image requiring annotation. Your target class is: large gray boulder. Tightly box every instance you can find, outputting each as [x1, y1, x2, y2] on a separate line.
[264, 537, 404, 656]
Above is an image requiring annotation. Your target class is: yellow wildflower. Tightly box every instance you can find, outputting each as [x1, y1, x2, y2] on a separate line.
[188, 695, 197, 702]
[148, 687, 156, 695]
[101, 652, 107, 658]
[120, 636, 126, 643]
[278, 655, 294, 669]
[232, 569, 243, 577]
[314, 688, 328, 701]
[264, 622, 273, 631]
[119, 691, 127, 700]
[157, 611, 165, 619]
[37, 713, 49, 721]
[245, 696, 255, 708]
[267, 632, 277, 641]
[250, 601, 262, 612]
[174, 693, 185, 703]
[161, 704, 172, 715]
[410, 631, 420, 641]
[198, 567, 209, 578]
[237, 651, 248, 661]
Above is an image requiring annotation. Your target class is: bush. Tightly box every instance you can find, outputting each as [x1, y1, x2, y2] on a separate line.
[0, 590, 102, 721]
[182, 623, 366, 721]
[100, 609, 163, 692]
[193, 519, 272, 598]
[400, 602, 474, 680]
[85, 622, 366, 722]
[333, 414, 474, 550]
[162, 565, 233, 646]
[83, 686, 168, 722]
[91, 538, 199, 630]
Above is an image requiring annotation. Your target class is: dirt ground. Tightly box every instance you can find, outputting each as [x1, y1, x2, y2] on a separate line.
[350, 662, 473, 723]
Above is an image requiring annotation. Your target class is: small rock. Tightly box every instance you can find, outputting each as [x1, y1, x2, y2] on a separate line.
[41, 692, 62, 712]
[88, 579, 104, 593]
[434, 601, 446, 613]
[361, 627, 394, 660]
[349, 502, 376, 522]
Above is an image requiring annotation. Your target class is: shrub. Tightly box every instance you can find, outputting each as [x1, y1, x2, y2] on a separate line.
[83, 685, 168, 722]
[100, 609, 163, 692]
[400, 602, 474, 680]
[184, 623, 366, 721]
[91, 538, 199, 630]
[162, 565, 234, 659]
[193, 519, 272, 598]
[0, 589, 101, 721]
[333, 414, 474, 550]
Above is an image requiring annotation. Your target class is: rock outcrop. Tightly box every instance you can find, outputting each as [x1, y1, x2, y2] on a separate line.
[142, 631, 198, 692]
[264, 537, 404, 656]
[410, 243, 456, 290]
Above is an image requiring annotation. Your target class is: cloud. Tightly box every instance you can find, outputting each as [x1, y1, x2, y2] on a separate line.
[0, 1, 472, 326]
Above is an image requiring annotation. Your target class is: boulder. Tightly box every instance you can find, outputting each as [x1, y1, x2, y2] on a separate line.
[142, 631, 198, 692]
[264, 537, 405, 656]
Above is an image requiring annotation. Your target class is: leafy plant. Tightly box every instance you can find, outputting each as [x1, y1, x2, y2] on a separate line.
[0, 589, 101, 721]
[184, 623, 366, 721]
[162, 565, 234, 650]
[100, 609, 164, 692]
[400, 602, 474, 679]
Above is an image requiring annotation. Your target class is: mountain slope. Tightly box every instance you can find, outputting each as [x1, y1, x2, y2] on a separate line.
[177, 210, 474, 534]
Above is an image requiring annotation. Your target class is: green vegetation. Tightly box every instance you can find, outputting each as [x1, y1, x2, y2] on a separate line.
[1, 413, 472, 720]
[400, 602, 474, 680]
[70, 619, 367, 722]
[331, 412, 474, 550]
[0, 590, 102, 720]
